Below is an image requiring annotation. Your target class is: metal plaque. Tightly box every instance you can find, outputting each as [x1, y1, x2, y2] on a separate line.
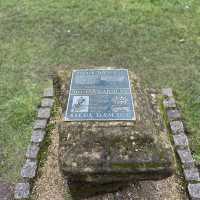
[65, 69, 135, 121]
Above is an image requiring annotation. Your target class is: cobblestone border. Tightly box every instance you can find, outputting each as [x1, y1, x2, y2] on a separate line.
[162, 88, 200, 200]
[13, 85, 199, 199]
[14, 84, 54, 199]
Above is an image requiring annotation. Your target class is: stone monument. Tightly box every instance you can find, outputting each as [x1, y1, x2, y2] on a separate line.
[54, 68, 175, 199]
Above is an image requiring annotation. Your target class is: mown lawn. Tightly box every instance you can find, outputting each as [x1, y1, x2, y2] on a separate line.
[0, 0, 200, 183]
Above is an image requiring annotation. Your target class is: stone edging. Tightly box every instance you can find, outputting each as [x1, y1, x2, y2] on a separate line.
[14, 84, 54, 199]
[13, 86, 200, 199]
[162, 88, 200, 200]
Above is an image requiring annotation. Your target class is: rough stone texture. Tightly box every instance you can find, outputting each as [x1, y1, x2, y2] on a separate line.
[167, 109, 181, 121]
[43, 87, 54, 98]
[31, 130, 45, 143]
[37, 107, 51, 119]
[21, 159, 37, 178]
[163, 97, 176, 109]
[183, 167, 200, 182]
[173, 134, 189, 149]
[26, 143, 40, 159]
[0, 182, 13, 200]
[162, 88, 173, 97]
[33, 119, 48, 130]
[170, 121, 185, 135]
[188, 183, 200, 200]
[41, 98, 54, 108]
[32, 116, 188, 200]
[55, 69, 175, 184]
[14, 183, 30, 199]
[177, 149, 194, 169]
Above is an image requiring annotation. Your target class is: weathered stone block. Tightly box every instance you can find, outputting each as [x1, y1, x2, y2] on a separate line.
[188, 183, 200, 200]
[162, 88, 173, 97]
[26, 143, 40, 159]
[177, 149, 194, 168]
[14, 183, 30, 199]
[163, 97, 176, 109]
[37, 107, 51, 119]
[31, 130, 45, 143]
[167, 109, 181, 121]
[170, 121, 184, 135]
[43, 87, 53, 98]
[183, 167, 200, 182]
[56, 69, 175, 184]
[21, 160, 37, 178]
[41, 98, 54, 108]
[33, 119, 47, 130]
[173, 134, 189, 149]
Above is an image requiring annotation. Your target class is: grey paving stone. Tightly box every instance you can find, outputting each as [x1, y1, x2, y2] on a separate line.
[163, 97, 176, 109]
[167, 109, 181, 121]
[173, 134, 189, 149]
[31, 130, 45, 143]
[177, 149, 194, 168]
[41, 98, 54, 107]
[26, 143, 40, 159]
[37, 107, 51, 119]
[33, 119, 47, 130]
[21, 159, 37, 178]
[43, 87, 53, 98]
[14, 183, 30, 199]
[188, 183, 200, 200]
[162, 88, 173, 97]
[184, 167, 200, 182]
[170, 121, 184, 134]
[0, 182, 13, 200]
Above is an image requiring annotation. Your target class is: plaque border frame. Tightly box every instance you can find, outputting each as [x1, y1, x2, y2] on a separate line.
[64, 68, 136, 121]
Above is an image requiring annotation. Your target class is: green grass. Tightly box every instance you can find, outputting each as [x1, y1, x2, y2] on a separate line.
[0, 0, 200, 182]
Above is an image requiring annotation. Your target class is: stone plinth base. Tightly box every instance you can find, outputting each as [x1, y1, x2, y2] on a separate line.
[54, 68, 176, 197]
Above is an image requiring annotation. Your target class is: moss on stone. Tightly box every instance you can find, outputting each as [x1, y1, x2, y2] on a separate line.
[55, 68, 176, 184]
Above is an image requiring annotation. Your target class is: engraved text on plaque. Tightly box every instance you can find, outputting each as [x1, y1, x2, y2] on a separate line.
[65, 69, 135, 121]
